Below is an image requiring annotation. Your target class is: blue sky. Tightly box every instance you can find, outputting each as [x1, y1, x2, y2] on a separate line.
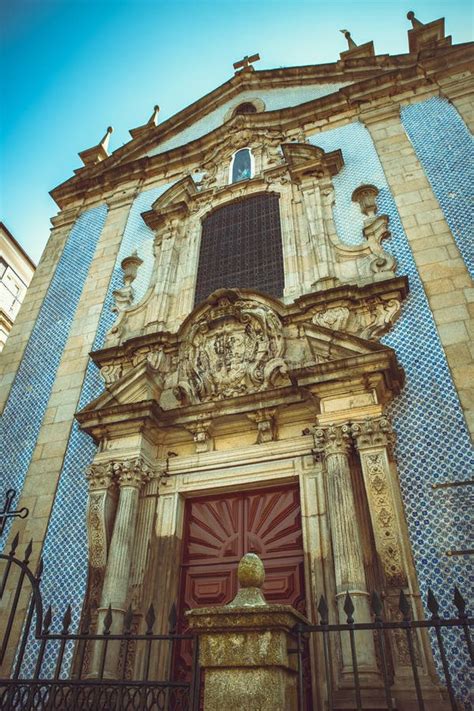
[1, 0, 472, 262]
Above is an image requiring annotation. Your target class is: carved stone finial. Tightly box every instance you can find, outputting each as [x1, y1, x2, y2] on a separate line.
[340, 29, 357, 50]
[227, 553, 267, 607]
[352, 184, 379, 217]
[147, 105, 160, 126]
[78, 126, 114, 166]
[407, 10, 423, 28]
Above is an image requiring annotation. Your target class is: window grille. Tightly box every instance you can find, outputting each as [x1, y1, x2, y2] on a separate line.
[194, 193, 285, 305]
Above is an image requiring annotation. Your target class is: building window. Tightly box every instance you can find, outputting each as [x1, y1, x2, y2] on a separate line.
[194, 193, 285, 305]
[230, 148, 253, 183]
[233, 102, 257, 116]
[0, 258, 7, 279]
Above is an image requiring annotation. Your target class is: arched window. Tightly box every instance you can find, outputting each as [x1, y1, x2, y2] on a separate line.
[230, 148, 253, 183]
[233, 102, 257, 116]
[194, 193, 285, 305]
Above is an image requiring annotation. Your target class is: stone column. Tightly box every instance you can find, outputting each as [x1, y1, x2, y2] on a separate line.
[351, 416, 451, 705]
[187, 554, 306, 711]
[93, 458, 152, 677]
[314, 424, 379, 680]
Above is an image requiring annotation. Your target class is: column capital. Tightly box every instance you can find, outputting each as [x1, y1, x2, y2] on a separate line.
[351, 417, 395, 451]
[113, 458, 155, 489]
[86, 462, 115, 491]
[314, 423, 352, 457]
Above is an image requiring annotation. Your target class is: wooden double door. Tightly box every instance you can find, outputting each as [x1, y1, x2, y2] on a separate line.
[174, 484, 306, 678]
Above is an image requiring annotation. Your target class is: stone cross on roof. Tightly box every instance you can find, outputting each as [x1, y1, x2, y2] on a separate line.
[233, 53, 260, 73]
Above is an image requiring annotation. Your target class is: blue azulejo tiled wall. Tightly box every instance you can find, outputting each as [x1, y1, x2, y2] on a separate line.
[0, 205, 108, 534]
[21, 184, 174, 675]
[401, 97, 474, 277]
[310, 121, 473, 705]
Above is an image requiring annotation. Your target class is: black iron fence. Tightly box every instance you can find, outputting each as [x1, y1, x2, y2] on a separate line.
[0, 535, 200, 710]
[293, 588, 473, 711]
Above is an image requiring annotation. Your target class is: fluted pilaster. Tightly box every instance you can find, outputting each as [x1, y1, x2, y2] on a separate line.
[314, 423, 378, 677]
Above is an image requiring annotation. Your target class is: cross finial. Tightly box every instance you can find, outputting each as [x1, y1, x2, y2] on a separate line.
[0, 489, 29, 537]
[233, 53, 260, 74]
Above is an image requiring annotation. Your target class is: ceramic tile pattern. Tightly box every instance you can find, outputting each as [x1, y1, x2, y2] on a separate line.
[4, 102, 472, 702]
[18, 185, 172, 676]
[401, 97, 474, 277]
[311, 119, 473, 705]
[148, 83, 348, 156]
[0, 205, 108, 525]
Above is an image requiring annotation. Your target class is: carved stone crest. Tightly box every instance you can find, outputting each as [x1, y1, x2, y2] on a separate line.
[175, 291, 288, 403]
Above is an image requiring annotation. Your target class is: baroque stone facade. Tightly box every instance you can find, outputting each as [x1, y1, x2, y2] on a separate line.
[1, 10, 472, 710]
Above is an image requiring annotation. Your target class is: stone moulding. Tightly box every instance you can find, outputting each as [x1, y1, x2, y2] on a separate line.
[50, 42, 472, 209]
[76, 284, 406, 444]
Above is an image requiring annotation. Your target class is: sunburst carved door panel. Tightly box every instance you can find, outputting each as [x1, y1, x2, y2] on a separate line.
[173, 484, 306, 680]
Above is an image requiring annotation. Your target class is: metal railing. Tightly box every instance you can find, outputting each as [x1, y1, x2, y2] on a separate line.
[293, 588, 473, 711]
[0, 535, 200, 710]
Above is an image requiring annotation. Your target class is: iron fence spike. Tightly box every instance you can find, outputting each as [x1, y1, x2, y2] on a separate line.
[317, 595, 329, 624]
[453, 586, 466, 616]
[82, 608, 91, 634]
[427, 588, 440, 617]
[103, 604, 113, 633]
[371, 591, 383, 619]
[343, 591, 355, 622]
[399, 589, 410, 619]
[24, 539, 33, 562]
[10, 532, 19, 555]
[146, 603, 156, 633]
[36, 557, 44, 578]
[124, 604, 133, 633]
[168, 602, 177, 633]
[62, 604, 72, 634]
[44, 605, 53, 633]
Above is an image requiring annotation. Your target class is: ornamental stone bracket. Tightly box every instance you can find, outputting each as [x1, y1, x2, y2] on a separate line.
[247, 408, 278, 444]
[184, 416, 214, 453]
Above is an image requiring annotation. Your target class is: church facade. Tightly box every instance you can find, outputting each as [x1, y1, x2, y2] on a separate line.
[1, 11, 473, 709]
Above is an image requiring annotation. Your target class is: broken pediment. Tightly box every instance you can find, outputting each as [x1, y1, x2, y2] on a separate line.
[83, 285, 405, 415]
[82, 357, 164, 413]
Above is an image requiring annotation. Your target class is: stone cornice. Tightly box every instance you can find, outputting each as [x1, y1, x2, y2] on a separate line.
[87, 276, 408, 372]
[50, 43, 473, 209]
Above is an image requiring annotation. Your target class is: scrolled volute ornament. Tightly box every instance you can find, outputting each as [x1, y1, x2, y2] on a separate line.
[113, 458, 154, 488]
[314, 423, 352, 457]
[86, 462, 115, 491]
[351, 417, 395, 451]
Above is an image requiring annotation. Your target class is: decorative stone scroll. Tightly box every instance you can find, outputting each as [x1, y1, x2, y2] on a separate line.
[175, 291, 289, 404]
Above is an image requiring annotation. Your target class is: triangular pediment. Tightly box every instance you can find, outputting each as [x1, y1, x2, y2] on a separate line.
[301, 322, 389, 364]
[80, 359, 162, 414]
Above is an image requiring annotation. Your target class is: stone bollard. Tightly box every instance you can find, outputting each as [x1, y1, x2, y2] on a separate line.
[186, 553, 309, 711]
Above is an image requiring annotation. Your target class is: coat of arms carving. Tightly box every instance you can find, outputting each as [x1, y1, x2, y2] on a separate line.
[175, 291, 288, 404]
